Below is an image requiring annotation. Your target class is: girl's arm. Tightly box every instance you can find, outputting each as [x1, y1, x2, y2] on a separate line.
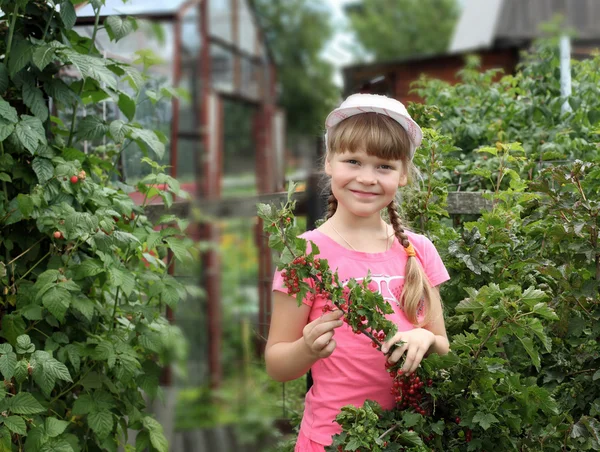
[265, 291, 344, 382]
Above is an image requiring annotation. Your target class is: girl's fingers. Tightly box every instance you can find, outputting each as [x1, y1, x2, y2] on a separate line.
[320, 338, 337, 357]
[403, 348, 426, 374]
[313, 331, 334, 351]
[388, 343, 408, 364]
[381, 333, 404, 354]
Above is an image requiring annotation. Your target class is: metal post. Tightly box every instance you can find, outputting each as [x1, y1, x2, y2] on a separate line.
[560, 35, 572, 114]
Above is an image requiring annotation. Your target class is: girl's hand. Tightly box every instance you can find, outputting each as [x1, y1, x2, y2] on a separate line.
[381, 328, 435, 374]
[302, 309, 344, 359]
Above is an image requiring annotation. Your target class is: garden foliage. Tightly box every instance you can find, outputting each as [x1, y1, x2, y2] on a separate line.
[267, 39, 599, 451]
[0, 1, 194, 451]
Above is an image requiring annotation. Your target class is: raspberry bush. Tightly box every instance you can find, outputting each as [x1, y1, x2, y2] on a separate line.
[0, 1, 194, 450]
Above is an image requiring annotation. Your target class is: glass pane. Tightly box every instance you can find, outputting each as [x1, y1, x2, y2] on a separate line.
[209, 0, 233, 44]
[175, 137, 199, 183]
[238, 0, 258, 56]
[178, 58, 200, 135]
[222, 99, 257, 196]
[211, 44, 234, 93]
[240, 57, 261, 101]
[77, 0, 187, 17]
[181, 6, 201, 57]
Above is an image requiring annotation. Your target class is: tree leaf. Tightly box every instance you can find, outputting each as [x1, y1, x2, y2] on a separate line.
[106, 16, 135, 42]
[88, 410, 113, 439]
[9, 392, 46, 415]
[60, 0, 77, 30]
[32, 157, 54, 184]
[0, 352, 17, 380]
[45, 417, 69, 438]
[0, 98, 19, 123]
[127, 128, 165, 159]
[3, 416, 27, 435]
[142, 417, 168, 452]
[16, 115, 47, 155]
[33, 45, 57, 71]
[109, 119, 126, 143]
[8, 39, 33, 76]
[472, 412, 499, 430]
[118, 93, 136, 121]
[23, 80, 49, 121]
[76, 116, 109, 140]
[41, 286, 71, 322]
[44, 357, 72, 382]
[0, 119, 15, 141]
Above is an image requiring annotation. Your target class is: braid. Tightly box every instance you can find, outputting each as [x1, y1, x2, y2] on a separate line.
[387, 200, 438, 326]
[326, 192, 338, 219]
[387, 200, 409, 247]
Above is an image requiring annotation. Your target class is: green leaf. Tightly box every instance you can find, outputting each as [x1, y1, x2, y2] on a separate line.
[0, 344, 12, 354]
[9, 392, 46, 415]
[109, 119, 126, 143]
[23, 79, 49, 121]
[44, 357, 72, 382]
[32, 157, 54, 184]
[531, 302, 558, 320]
[105, 16, 135, 42]
[165, 237, 192, 262]
[142, 417, 168, 452]
[472, 412, 499, 430]
[17, 194, 34, 217]
[0, 98, 18, 123]
[72, 260, 105, 279]
[0, 352, 17, 380]
[45, 417, 69, 437]
[4, 416, 27, 435]
[0, 119, 15, 141]
[0, 172, 11, 182]
[0, 427, 10, 451]
[60, 1, 77, 30]
[41, 286, 71, 322]
[128, 128, 165, 159]
[88, 410, 113, 439]
[71, 297, 95, 322]
[33, 45, 57, 71]
[0, 63, 8, 93]
[77, 116, 109, 140]
[118, 93, 136, 121]
[16, 335, 35, 354]
[16, 115, 47, 154]
[72, 395, 93, 415]
[8, 39, 33, 76]
[14, 360, 29, 384]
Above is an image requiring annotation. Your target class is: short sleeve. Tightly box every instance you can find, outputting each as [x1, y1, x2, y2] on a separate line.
[416, 235, 450, 287]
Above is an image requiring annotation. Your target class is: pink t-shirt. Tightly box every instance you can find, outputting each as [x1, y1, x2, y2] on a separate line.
[272, 228, 450, 446]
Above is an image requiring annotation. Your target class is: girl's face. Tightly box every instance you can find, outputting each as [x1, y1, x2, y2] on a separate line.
[325, 148, 407, 219]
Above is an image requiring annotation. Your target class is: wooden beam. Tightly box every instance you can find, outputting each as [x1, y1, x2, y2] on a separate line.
[143, 190, 493, 222]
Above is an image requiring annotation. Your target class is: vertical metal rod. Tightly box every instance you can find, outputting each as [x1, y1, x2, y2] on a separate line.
[560, 35, 572, 114]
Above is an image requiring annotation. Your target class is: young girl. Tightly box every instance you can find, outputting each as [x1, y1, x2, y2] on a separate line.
[265, 94, 451, 451]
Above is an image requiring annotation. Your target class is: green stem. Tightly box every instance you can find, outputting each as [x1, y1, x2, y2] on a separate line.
[5, 4, 20, 64]
[66, 5, 101, 148]
[18, 250, 51, 281]
[40, 6, 54, 42]
[49, 363, 97, 406]
[6, 238, 44, 266]
[111, 287, 121, 330]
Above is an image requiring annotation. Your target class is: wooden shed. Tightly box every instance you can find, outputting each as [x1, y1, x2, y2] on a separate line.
[342, 0, 600, 101]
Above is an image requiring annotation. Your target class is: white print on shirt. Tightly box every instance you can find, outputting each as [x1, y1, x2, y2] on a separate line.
[341, 274, 404, 307]
[340, 274, 424, 314]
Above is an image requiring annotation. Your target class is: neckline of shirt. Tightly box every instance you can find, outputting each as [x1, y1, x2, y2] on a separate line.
[310, 229, 403, 261]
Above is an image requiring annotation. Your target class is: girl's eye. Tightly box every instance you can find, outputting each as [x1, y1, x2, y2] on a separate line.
[379, 165, 392, 170]
[346, 160, 359, 165]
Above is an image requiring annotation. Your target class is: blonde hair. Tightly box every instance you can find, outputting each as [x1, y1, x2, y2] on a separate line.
[325, 113, 439, 327]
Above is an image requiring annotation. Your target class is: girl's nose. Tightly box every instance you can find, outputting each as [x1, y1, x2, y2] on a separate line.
[356, 168, 377, 185]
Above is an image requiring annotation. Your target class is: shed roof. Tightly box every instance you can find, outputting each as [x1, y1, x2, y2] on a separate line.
[450, 0, 600, 53]
[76, 0, 190, 18]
